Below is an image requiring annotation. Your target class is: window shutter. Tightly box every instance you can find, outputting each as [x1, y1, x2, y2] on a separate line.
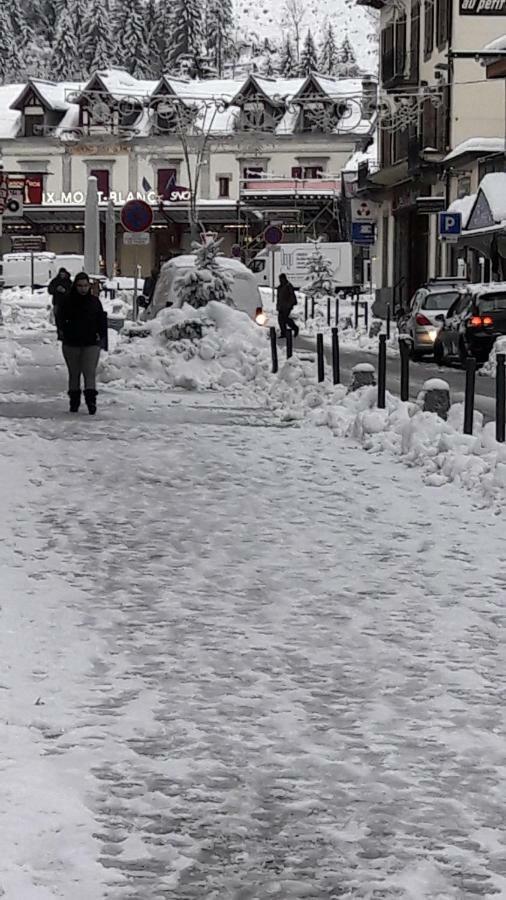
[157, 168, 177, 198]
[291, 167, 303, 179]
[90, 169, 109, 197]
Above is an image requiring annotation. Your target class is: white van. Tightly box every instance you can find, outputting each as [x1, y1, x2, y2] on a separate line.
[148, 255, 265, 324]
[249, 242, 354, 290]
[1, 252, 85, 287]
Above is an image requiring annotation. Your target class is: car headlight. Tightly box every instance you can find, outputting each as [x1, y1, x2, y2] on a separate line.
[428, 329, 438, 341]
[255, 311, 267, 326]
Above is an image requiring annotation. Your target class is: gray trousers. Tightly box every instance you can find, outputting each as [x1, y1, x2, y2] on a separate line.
[62, 345, 100, 391]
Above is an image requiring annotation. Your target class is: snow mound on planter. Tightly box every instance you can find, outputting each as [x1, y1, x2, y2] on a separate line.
[0, 337, 33, 374]
[100, 301, 270, 391]
[1, 288, 53, 332]
[480, 334, 506, 377]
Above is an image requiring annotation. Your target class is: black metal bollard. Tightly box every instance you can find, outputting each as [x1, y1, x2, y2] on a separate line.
[497, 353, 506, 442]
[399, 336, 410, 402]
[311, 297, 316, 319]
[327, 297, 331, 327]
[286, 328, 293, 359]
[354, 299, 359, 330]
[332, 326, 340, 384]
[269, 326, 278, 374]
[335, 296, 339, 327]
[316, 333, 324, 383]
[378, 334, 387, 409]
[304, 296, 308, 322]
[363, 302, 369, 331]
[463, 357, 476, 435]
[386, 303, 391, 340]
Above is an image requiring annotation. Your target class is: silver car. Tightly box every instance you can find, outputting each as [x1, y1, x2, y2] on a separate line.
[399, 281, 468, 360]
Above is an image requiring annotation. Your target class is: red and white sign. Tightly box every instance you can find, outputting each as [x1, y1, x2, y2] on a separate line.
[0, 174, 25, 216]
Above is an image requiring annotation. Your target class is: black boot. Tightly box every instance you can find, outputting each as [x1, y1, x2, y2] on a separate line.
[84, 389, 97, 415]
[68, 390, 81, 413]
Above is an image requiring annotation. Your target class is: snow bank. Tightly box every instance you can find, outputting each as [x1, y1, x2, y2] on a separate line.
[480, 335, 506, 377]
[0, 336, 33, 374]
[1, 287, 53, 333]
[100, 301, 270, 392]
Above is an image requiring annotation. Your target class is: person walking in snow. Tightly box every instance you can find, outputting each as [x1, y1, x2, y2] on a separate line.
[55, 272, 107, 415]
[277, 273, 299, 338]
[142, 266, 159, 306]
[48, 267, 72, 322]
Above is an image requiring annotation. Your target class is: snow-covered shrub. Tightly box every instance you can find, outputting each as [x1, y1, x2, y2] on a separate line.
[303, 241, 336, 298]
[175, 238, 234, 309]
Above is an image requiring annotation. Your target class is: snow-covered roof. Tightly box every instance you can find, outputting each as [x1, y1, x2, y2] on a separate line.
[343, 134, 378, 171]
[0, 84, 26, 138]
[476, 173, 506, 223]
[481, 34, 506, 56]
[448, 193, 476, 229]
[444, 137, 505, 163]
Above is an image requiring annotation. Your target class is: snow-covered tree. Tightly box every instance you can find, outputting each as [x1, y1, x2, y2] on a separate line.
[207, 0, 232, 77]
[144, 0, 161, 77]
[176, 239, 234, 310]
[121, 0, 150, 76]
[168, 0, 203, 74]
[281, 0, 306, 63]
[83, 0, 114, 73]
[4, 0, 33, 48]
[304, 242, 336, 296]
[336, 36, 361, 77]
[279, 35, 296, 77]
[319, 22, 338, 76]
[0, 6, 24, 82]
[299, 29, 318, 76]
[51, 3, 81, 79]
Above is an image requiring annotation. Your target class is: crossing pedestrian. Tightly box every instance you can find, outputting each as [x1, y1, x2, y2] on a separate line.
[55, 272, 107, 415]
[48, 267, 71, 323]
[277, 273, 299, 338]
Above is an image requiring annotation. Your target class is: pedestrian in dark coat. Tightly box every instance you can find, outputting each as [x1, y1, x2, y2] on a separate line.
[48, 268, 72, 318]
[143, 266, 160, 304]
[277, 273, 299, 338]
[55, 272, 107, 415]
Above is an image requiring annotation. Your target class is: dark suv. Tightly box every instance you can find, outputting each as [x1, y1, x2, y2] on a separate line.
[433, 284, 506, 366]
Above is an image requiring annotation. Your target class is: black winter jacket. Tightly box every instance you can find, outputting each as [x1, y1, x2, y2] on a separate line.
[277, 281, 297, 314]
[48, 274, 71, 305]
[56, 291, 107, 348]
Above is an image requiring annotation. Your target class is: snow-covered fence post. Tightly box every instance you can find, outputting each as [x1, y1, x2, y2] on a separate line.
[362, 301, 369, 330]
[354, 299, 359, 330]
[497, 353, 506, 442]
[286, 328, 294, 359]
[422, 379, 451, 420]
[311, 297, 316, 319]
[349, 362, 376, 392]
[270, 326, 278, 374]
[398, 334, 411, 402]
[327, 297, 331, 326]
[316, 333, 324, 382]
[335, 296, 339, 326]
[378, 333, 387, 409]
[304, 296, 308, 322]
[332, 326, 340, 384]
[386, 303, 391, 340]
[463, 357, 476, 435]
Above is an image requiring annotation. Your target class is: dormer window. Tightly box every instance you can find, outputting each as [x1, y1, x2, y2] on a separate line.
[24, 107, 45, 137]
[11, 82, 67, 138]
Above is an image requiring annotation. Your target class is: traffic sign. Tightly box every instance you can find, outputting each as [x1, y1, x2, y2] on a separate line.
[351, 199, 376, 223]
[352, 221, 375, 245]
[264, 224, 283, 245]
[120, 199, 153, 233]
[123, 232, 150, 245]
[439, 211, 462, 242]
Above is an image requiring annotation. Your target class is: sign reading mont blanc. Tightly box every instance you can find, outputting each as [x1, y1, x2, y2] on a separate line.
[460, 0, 506, 14]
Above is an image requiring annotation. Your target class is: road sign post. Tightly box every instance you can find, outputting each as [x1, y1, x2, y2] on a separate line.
[263, 224, 283, 313]
[438, 212, 462, 242]
[121, 199, 153, 321]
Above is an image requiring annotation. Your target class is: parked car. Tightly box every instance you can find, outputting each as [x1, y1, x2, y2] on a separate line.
[433, 283, 506, 366]
[398, 278, 468, 360]
[147, 255, 265, 324]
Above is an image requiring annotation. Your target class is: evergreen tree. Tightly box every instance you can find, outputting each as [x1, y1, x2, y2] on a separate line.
[336, 36, 361, 76]
[168, 0, 203, 73]
[279, 35, 296, 77]
[158, 0, 178, 73]
[0, 6, 25, 82]
[319, 22, 337, 76]
[4, 0, 33, 47]
[207, 0, 232, 77]
[145, 0, 161, 77]
[51, 3, 81, 79]
[83, 0, 114, 73]
[121, 0, 150, 75]
[304, 242, 336, 296]
[299, 29, 318, 76]
[176, 239, 234, 309]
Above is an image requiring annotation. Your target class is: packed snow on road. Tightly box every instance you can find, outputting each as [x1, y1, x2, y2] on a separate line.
[0, 295, 505, 899]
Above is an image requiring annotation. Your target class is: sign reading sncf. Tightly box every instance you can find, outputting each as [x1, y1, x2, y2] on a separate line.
[165, 186, 191, 202]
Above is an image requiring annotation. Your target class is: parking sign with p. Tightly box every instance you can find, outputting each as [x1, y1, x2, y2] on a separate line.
[439, 212, 462, 242]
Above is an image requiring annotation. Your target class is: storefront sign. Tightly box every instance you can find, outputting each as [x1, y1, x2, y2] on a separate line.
[123, 232, 150, 245]
[41, 190, 159, 205]
[10, 235, 46, 252]
[460, 0, 506, 13]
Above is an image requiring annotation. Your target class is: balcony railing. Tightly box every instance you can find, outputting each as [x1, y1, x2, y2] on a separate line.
[241, 177, 341, 194]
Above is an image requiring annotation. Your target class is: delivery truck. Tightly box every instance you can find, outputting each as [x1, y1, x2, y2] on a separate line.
[248, 242, 354, 290]
[1, 253, 84, 288]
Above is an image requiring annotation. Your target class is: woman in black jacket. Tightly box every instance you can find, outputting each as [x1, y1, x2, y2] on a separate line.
[55, 272, 107, 415]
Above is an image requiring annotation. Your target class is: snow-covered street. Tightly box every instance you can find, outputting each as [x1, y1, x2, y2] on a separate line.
[1, 332, 506, 899]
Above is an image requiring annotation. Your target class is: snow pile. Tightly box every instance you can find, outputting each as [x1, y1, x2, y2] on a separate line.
[0, 337, 33, 374]
[1, 287, 53, 332]
[100, 301, 270, 392]
[302, 300, 399, 354]
[480, 334, 506, 377]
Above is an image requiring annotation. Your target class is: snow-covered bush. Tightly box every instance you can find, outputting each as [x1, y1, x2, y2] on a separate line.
[175, 238, 234, 309]
[303, 241, 336, 298]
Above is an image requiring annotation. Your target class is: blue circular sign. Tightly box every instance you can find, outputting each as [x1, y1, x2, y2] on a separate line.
[264, 224, 283, 245]
[120, 199, 153, 233]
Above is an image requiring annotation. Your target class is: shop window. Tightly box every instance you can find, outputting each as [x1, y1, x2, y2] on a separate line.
[291, 166, 323, 178]
[90, 169, 109, 198]
[218, 177, 230, 198]
[157, 168, 177, 198]
[24, 174, 44, 204]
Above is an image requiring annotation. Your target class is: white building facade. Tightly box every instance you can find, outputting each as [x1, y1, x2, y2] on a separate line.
[0, 69, 376, 274]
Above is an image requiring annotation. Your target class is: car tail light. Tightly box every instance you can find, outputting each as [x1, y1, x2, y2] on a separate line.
[482, 315, 494, 326]
[469, 316, 483, 327]
[255, 307, 267, 326]
[416, 313, 431, 326]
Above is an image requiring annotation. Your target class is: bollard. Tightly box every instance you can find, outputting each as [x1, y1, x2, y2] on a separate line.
[304, 296, 308, 322]
[335, 296, 339, 327]
[378, 333, 387, 409]
[354, 299, 359, 330]
[349, 362, 376, 393]
[331, 326, 340, 385]
[327, 297, 331, 327]
[286, 327, 293, 359]
[386, 303, 391, 340]
[362, 302, 369, 331]
[316, 333, 324, 383]
[496, 353, 506, 442]
[423, 378, 451, 420]
[463, 357, 476, 435]
[269, 326, 278, 374]
[398, 335, 410, 402]
[311, 297, 316, 319]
